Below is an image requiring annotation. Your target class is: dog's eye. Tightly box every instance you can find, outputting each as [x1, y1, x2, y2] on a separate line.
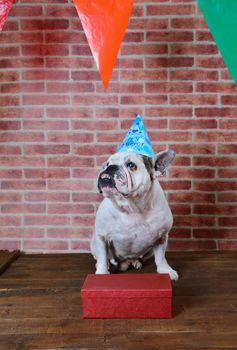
[126, 161, 137, 171]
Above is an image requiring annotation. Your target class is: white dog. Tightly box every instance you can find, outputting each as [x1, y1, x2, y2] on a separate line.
[91, 150, 178, 280]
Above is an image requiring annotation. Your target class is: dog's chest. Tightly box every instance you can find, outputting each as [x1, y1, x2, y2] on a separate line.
[106, 214, 164, 258]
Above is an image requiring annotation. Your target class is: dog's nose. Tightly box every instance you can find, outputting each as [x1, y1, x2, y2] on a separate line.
[101, 173, 110, 180]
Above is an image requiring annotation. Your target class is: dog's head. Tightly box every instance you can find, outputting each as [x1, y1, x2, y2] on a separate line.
[97, 150, 175, 198]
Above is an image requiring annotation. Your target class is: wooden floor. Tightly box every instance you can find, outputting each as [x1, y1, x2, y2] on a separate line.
[0, 252, 236, 350]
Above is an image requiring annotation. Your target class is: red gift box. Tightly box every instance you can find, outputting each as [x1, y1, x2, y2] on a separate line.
[81, 273, 172, 319]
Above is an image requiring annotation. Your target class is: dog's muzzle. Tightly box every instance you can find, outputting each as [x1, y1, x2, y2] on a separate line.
[98, 165, 126, 194]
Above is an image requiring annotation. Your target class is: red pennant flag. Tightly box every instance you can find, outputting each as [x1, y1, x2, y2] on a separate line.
[73, 0, 134, 89]
[0, 0, 13, 31]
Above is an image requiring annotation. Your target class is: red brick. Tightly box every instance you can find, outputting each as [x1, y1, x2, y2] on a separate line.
[169, 228, 191, 239]
[24, 216, 70, 226]
[72, 215, 95, 227]
[221, 95, 237, 105]
[0, 216, 21, 226]
[25, 192, 70, 202]
[194, 181, 237, 192]
[0, 193, 22, 202]
[194, 205, 237, 216]
[171, 119, 217, 129]
[147, 31, 193, 42]
[129, 18, 168, 30]
[48, 204, 94, 215]
[23, 240, 69, 251]
[2, 180, 46, 190]
[0, 228, 44, 239]
[73, 145, 116, 157]
[147, 4, 195, 16]
[196, 82, 237, 93]
[23, 70, 69, 80]
[219, 119, 237, 130]
[170, 168, 215, 179]
[146, 107, 193, 117]
[196, 57, 226, 69]
[24, 145, 70, 155]
[47, 132, 94, 143]
[171, 94, 217, 105]
[23, 95, 70, 106]
[0, 241, 21, 250]
[170, 70, 218, 81]
[21, 19, 69, 31]
[195, 107, 237, 118]
[218, 144, 237, 154]
[168, 192, 215, 203]
[121, 44, 168, 56]
[48, 180, 94, 191]
[47, 107, 93, 119]
[159, 180, 191, 191]
[195, 131, 237, 142]
[10, 5, 43, 17]
[194, 229, 237, 239]
[170, 204, 191, 215]
[72, 120, 118, 131]
[45, 5, 77, 17]
[24, 168, 70, 179]
[71, 240, 90, 251]
[171, 144, 215, 155]
[193, 156, 237, 167]
[47, 82, 94, 93]
[171, 17, 206, 29]
[217, 193, 237, 203]
[168, 240, 217, 251]
[0, 71, 19, 81]
[2, 204, 46, 214]
[0, 132, 44, 143]
[0, 157, 45, 167]
[22, 44, 69, 56]
[121, 95, 167, 105]
[47, 228, 91, 239]
[48, 156, 94, 168]
[0, 96, 20, 106]
[146, 81, 193, 93]
[46, 57, 93, 69]
[218, 241, 237, 251]
[171, 44, 218, 55]
[23, 120, 68, 130]
[0, 47, 20, 57]
[218, 217, 237, 227]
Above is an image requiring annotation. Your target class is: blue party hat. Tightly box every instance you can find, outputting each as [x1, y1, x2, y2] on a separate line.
[116, 115, 154, 157]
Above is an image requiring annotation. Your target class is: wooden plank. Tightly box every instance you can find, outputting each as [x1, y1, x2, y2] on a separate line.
[0, 250, 20, 275]
[0, 252, 236, 350]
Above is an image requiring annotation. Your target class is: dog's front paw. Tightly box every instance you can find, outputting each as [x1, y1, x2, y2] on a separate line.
[95, 267, 110, 274]
[157, 265, 179, 281]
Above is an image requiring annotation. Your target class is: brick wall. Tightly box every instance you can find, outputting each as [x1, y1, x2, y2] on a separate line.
[0, 0, 237, 253]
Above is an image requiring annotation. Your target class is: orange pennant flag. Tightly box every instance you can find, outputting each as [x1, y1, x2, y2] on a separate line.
[73, 0, 134, 89]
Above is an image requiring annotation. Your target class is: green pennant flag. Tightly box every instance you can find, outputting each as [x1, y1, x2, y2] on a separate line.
[197, 0, 237, 83]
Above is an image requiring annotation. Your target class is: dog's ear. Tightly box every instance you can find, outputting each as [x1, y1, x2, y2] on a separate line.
[152, 150, 175, 177]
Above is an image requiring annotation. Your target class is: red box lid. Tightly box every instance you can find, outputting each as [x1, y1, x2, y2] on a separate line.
[81, 273, 172, 298]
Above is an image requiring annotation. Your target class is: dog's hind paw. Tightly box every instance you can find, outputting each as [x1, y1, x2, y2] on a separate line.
[132, 259, 143, 270]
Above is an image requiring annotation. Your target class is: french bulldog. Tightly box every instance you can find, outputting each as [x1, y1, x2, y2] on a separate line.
[90, 150, 178, 280]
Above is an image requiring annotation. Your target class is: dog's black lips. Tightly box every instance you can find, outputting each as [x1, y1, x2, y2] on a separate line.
[98, 165, 128, 196]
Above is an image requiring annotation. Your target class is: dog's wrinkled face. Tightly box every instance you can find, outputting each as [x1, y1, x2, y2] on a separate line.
[97, 150, 175, 198]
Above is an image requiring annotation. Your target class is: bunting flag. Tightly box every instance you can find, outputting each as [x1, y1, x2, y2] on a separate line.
[73, 0, 134, 89]
[0, 0, 13, 31]
[197, 0, 237, 83]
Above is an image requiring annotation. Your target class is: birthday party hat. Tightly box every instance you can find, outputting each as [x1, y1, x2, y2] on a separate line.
[116, 115, 154, 157]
